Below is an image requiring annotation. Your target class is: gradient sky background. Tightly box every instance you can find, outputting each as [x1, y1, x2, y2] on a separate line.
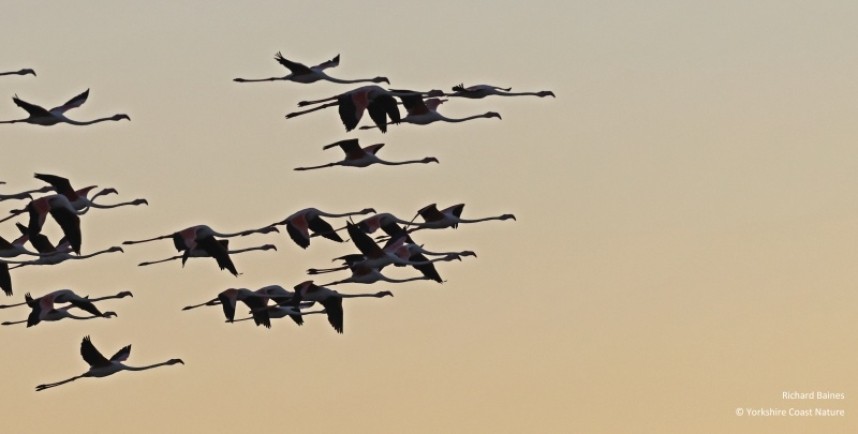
[3, 1, 858, 433]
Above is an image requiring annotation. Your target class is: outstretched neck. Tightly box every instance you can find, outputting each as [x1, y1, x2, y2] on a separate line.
[65, 116, 126, 126]
[323, 75, 383, 85]
[89, 199, 146, 209]
[124, 360, 177, 371]
[234, 76, 289, 83]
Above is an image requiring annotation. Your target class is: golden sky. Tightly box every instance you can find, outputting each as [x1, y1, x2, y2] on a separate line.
[2, 1, 857, 432]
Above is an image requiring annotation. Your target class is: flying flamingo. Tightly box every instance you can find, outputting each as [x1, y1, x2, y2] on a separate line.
[294, 139, 439, 171]
[35, 336, 184, 391]
[0, 194, 82, 253]
[1, 290, 131, 327]
[0, 89, 130, 126]
[0, 68, 35, 77]
[0, 224, 56, 295]
[269, 207, 375, 249]
[211, 288, 274, 327]
[234, 52, 390, 85]
[336, 222, 463, 271]
[293, 280, 393, 334]
[318, 262, 446, 286]
[407, 203, 516, 231]
[286, 86, 444, 133]
[183, 284, 302, 310]
[448, 83, 555, 99]
[359, 93, 501, 130]
[0, 289, 132, 309]
[233, 304, 327, 327]
[137, 241, 276, 275]
[2, 241, 124, 269]
[32, 173, 148, 213]
[123, 224, 278, 250]
[183, 285, 315, 327]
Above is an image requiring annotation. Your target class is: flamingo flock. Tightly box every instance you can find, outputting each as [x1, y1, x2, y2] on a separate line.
[1, 53, 552, 391]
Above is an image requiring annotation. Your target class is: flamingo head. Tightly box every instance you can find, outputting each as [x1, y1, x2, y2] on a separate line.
[360, 208, 376, 214]
[376, 291, 394, 298]
[117, 291, 134, 298]
[485, 112, 502, 120]
[19, 69, 36, 76]
[539, 91, 556, 98]
[260, 244, 277, 251]
[102, 311, 118, 318]
[422, 157, 439, 164]
[108, 246, 125, 253]
[113, 114, 131, 121]
[500, 214, 516, 221]
[258, 226, 280, 234]
[133, 198, 149, 206]
[460, 250, 477, 258]
[372, 76, 390, 84]
[167, 359, 185, 365]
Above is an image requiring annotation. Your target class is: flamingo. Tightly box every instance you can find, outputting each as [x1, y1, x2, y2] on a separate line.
[294, 139, 438, 171]
[0, 223, 53, 258]
[0, 194, 82, 253]
[0, 89, 130, 126]
[183, 284, 303, 311]
[137, 241, 276, 276]
[233, 304, 327, 327]
[32, 173, 148, 213]
[359, 93, 500, 130]
[123, 224, 278, 249]
[293, 280, 393, 334]
[35, 336, 184, 391]
[234, 52, 390, 85]
[1, 290, 131, 327]
[213, 288, 274, 327]
[448, 83, 555, 99]
[2, 241, 123, 269]
[407, 203, 516, 231]
[337, 222, 463, 271]
[318, 262, 444, 286]
[0, 68, 35, 77]
[183, 285, 315, 328]
[313, 223, 476, 284]
[0, 289, 132, 309]
[269, 207, 375, 249]
[286, 86, 444, 133]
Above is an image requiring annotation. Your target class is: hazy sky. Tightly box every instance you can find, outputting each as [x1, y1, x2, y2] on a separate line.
[2, 1, 857, 433]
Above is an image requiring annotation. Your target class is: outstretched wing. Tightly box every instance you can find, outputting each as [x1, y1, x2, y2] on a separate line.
[274, 52, 312, 75]
[323, 138, 361, 155]
[346, 222, 385, 258]
[49, 89, 89, 114]
[0, 262, 10, 296]
[196, 236, 238, 276]
[308, 216, 343, 243]
[68, 298, 104, 317]
[313, 54, 340, 70]
[80, 336, 112, 368]
[49, 206, 81, 254]
[367, 94, 399, 132]
[12, 95, 51, 117]
[417, 203, 444, 222]
[110, 345, 132, 362]
[34, 173, 76, 199]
